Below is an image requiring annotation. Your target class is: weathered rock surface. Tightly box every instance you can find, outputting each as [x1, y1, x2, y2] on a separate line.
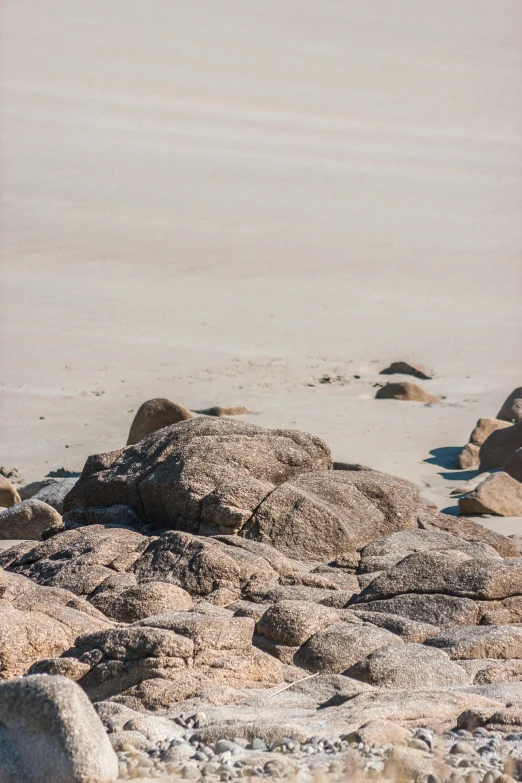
[497, 386, 522, 423]
[354, 550, 522, 602]
[350, 593, 481, 627]
[504, 447, 522, 482]
[417, 504, 519, 557]
[30, 478, 78, 514]
[127, 398, 193, 445]
[459, 471, 522, 516]
[0, 476, 21, 508]
[347, 609, 439, 642]
[426, 625, 522, 660]
[456, 418, 513, 470]
[0, 499, 62, 539]
[63, 504, 144, 531]
[294, 622, 401, 673]
[0, 675, 118, 783]
[379, 361, 433, 380]
[479, 421, 522, 470]
[375, 382, 440, 403]
[0, 569, 111, 677]
[345, 643, 469, 688]
[89, 581, 193, 622]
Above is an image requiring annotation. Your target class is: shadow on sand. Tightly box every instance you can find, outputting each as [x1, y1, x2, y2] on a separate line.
[424, 446, 461, 469]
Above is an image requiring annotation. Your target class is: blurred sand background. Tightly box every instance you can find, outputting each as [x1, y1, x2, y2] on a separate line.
[1, 0, 521, 533]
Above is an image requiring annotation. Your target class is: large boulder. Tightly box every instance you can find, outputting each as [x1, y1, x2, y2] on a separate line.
[345, 643, 469, 688]
[0, 675, 118, 783]
[497, 387, 522, 423]
[459, 472, 522, 516]
[30, 478, 78, 514]
[64, 418, 332, 537]
[504, 447, 522, 482]
[354, 550, 522, 603]
[0, 476, 21, 508]
[89, 581, 193, 622]
[256, 600, 339, 647]
[242, 469, 419, 560]
[479, 421, 522, 470]
[1, 526, 149, 595]
[375, 382, 440, 403]
[350, 593, 481, 628]
[456, 418, 513, 470]
[127, 398, 193, 445]
[294, 622, 401, 673]
[0, 499, 62, 539]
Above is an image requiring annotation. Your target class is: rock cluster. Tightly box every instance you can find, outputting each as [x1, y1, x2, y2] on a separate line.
[2, 416, 522, 782]
[455, 388, 522, 517]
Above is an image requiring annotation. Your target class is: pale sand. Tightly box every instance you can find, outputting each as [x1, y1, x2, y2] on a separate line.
[1, 1, 521, 533]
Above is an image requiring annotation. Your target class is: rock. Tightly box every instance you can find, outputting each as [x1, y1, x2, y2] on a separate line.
[504, 448, 522, 482]
[354, 550, 522, 602]
[456, 443, 481, 470]
[480, 422, 522, 470]
[0, 499, 62, 539]
[349, 593, 481, 627]
[19, 478, 65, 501]
[380, 361, 433, 380]
[127, 398, 193, 445]
[252, 634, 299, 664]
[345, 643, 469, 688]
[131, 531, 277, 597]
[348, 609, 439, 642]
[417, 505, 519, 557]
[243, 469, 418, 560]
[2, 525, 149, 595]
[294, 621, 402, 673]
[459, 472, 522, 516]
[358, 528, 500, 573]
[198, 406, 251, 417]
[383, 745, 449, 781]
[375, 382, 441, 403]
[348, 719, 412, 746]
[462, 659, 522, 685]
[426, 626, 522, 659]
[456, 419, 513, 470]
[90, 581, 193, 622]
[497, 387, 522, 423]
[0, 675, 118, 783]
[256, 601, 340, 647]
[65, 418, 332, 535]
[29, 478, 78, 514]
[0, 476, 21, 508]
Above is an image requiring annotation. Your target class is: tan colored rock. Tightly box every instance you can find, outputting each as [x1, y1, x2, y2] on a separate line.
[456, 418, 513, 470]
[0, 675, 118, 783]
[504, 447, 522, 482]
[0, 475, 21, 508]
[480, 421, 522, 470]
[456, 442, 480, 470]
[497, 387, 522, 423]
[351, 593, 480, 628]
[89, 581, 193, 622]
[379, 361, 433, 380]
[417, 504, 519, 557]
[459, 472, 522, 517]
[375, 381, 441, 402]
[345, 643, 469, 688]
[294, 621, 402, 673]
[127, 397, 193, 445]
[349, 719, 412, 746]
[198, 405, 251, 416]
[0, 499, 62, 539]
[256, 600, 339, 647]
[426, 625, 522, 659]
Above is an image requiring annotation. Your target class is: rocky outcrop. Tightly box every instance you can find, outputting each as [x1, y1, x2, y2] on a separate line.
[344, 643, 469, 688]
[504, 447, 522, 482]
[456, 418, 513, 470]
[127, 398, 193, 445]
[416, 504, 519, 557]
[0, 499, 62, 539]
[375, 382, 440, 403]
[0, 675, 118, 783]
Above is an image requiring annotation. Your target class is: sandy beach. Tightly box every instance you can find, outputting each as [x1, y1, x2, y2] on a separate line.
[2, 0, 521, 532]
